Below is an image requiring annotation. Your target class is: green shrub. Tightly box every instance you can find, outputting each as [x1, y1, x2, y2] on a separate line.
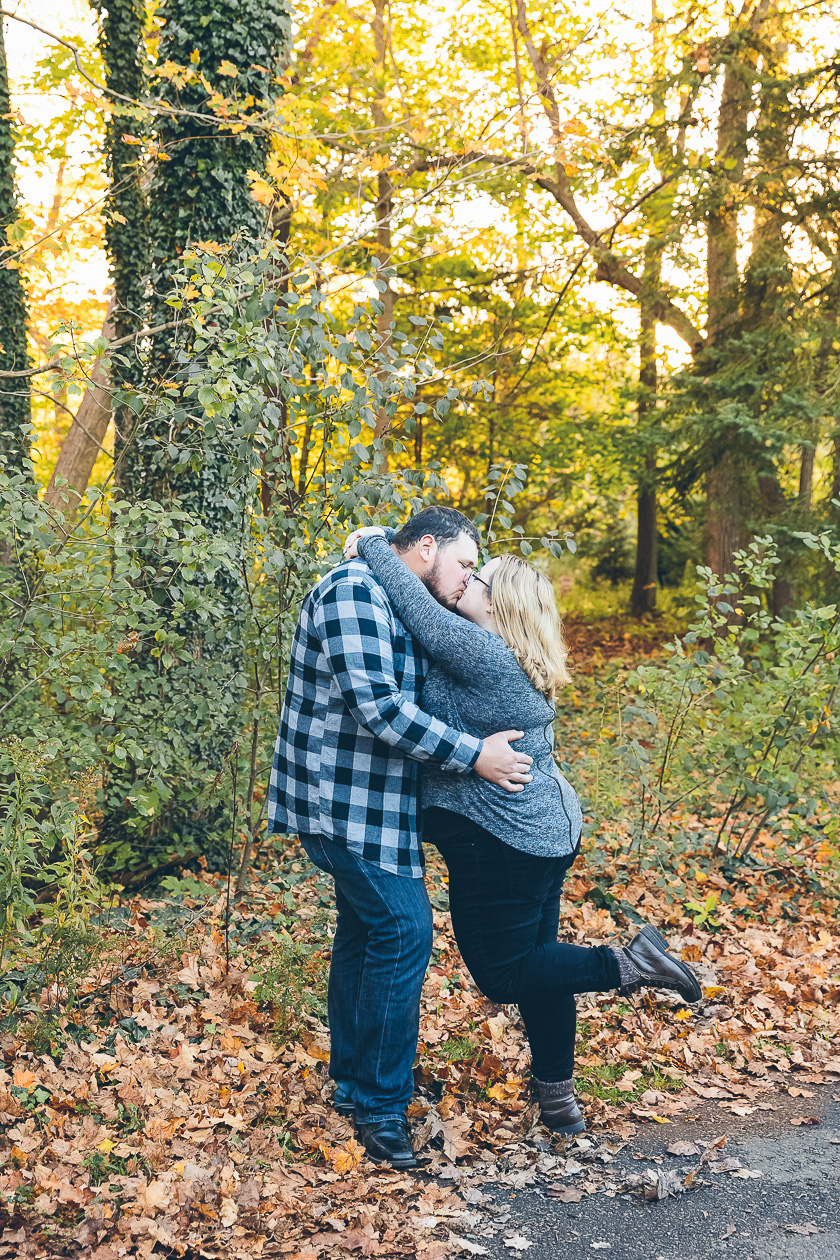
[252, 937, 328, 1041]
[586, 534, 840, 866]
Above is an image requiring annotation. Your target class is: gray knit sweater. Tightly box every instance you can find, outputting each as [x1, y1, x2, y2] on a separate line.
[356, 533, 581, 857]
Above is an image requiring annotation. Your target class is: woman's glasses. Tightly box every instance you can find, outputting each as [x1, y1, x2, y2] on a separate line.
[469, 571, 492, 592]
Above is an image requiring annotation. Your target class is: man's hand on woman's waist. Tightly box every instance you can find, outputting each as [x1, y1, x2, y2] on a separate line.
[474, 730, 533, 793]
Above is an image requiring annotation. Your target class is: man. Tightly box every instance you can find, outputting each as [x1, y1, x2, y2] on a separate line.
[268, 506, 533, 1168]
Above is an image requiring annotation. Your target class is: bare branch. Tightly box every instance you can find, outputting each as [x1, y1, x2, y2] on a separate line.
[411, 149, 705, 352]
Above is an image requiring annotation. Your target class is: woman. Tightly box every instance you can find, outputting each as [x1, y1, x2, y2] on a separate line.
[344, 527, 703, 1135]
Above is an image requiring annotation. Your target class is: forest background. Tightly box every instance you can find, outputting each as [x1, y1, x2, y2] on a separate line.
[1, 1, 840, 1253]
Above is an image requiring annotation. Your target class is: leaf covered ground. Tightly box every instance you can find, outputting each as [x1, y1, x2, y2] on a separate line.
[1, 827, 838, 1260]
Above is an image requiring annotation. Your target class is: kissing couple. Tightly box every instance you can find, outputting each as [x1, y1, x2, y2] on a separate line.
[268, 506, 702, 1169]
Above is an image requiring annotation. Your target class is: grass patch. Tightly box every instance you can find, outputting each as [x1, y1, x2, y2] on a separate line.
[440, 1036, 478, 1062]
[576, 1061, 685, 1105]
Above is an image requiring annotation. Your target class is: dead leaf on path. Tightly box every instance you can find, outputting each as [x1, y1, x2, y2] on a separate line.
[450, 1233, 490, 1255]
[502, 1235, 533, 1252]
[782, 1223, 823, 1235]
[547, 1184, 585, 1203]
[707, 1156, 742, 1173]
[666, 1141, 701, 1157]
[789, 1116, 820, 1126]
[622, 1168, 687, 1200]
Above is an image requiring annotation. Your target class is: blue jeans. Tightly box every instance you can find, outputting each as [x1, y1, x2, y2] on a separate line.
[426, 808, 621, 1082]
[299, 833, 433, 1124]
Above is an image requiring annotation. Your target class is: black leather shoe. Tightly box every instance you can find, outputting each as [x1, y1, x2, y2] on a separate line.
[332, 1085, 355, 1118]
[357, 1117, 418, 1169]
[620, 925, 703, 1004]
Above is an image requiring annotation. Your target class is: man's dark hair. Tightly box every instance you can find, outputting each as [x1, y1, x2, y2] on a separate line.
[391, 506, 479, 553]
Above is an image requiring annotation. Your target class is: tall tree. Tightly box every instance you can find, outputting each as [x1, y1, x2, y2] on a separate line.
[135, 0, 291, 497]
[95, 0, 149, 473]
[43, 0, 149, 516]
[98, 0, 292, 862]
[0, 15, 31, 475]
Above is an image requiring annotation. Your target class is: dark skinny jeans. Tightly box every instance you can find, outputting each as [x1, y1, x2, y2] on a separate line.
[425, 807, 621, 1082]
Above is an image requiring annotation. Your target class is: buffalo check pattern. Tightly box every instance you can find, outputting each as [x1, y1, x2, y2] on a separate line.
[268, 559, 482, 878]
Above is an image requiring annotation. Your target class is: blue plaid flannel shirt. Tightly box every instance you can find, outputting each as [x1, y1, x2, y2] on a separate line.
[268, 559, 483, 877]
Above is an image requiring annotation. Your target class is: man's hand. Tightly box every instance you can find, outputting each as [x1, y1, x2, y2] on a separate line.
[474, 731, 533, 793]
[344, 525, 387, 560]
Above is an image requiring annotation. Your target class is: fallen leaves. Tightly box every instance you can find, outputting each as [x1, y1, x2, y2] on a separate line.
[0, 824, 836, 1259]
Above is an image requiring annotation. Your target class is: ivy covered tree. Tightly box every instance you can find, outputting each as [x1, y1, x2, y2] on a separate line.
[92, 0, 149, 468]
[98, 0, 292, 865]
[132, 0, 291, 498]
[0, 16, 31, 475]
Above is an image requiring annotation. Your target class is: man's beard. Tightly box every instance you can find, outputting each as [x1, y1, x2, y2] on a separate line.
[420, 557, 460, 610]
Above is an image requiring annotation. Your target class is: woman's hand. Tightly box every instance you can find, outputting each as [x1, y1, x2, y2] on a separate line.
[343, 525, 387, 560]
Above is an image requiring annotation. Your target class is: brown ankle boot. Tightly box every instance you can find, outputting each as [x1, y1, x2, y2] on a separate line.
[533, 1077, 586, 1135]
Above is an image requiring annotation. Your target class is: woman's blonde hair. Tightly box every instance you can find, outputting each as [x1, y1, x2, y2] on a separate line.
[489, 554, 571, 699]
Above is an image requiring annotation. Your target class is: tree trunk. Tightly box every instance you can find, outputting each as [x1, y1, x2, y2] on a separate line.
[92, 0, 149, 478]
[0, 14, 31, 474]
[98, 0, 291, 868]
[371, 0, 393, 464]
[43, 300, 115, 517]
[630, 240, 660, 617]
[706, 453, 741, 580]
[798, 438, 815, 509]
[703, 0, 769, 576]
[630, 453, 657, 616]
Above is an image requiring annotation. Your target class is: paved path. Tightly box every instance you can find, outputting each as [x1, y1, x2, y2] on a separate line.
[478, 1087, 840, 1260]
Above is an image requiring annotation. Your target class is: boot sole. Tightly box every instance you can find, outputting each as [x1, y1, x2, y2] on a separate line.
[546, 1117, 586, 1136]
[365, 1149, 423, 1170]
[639, 925, 703, 1004]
